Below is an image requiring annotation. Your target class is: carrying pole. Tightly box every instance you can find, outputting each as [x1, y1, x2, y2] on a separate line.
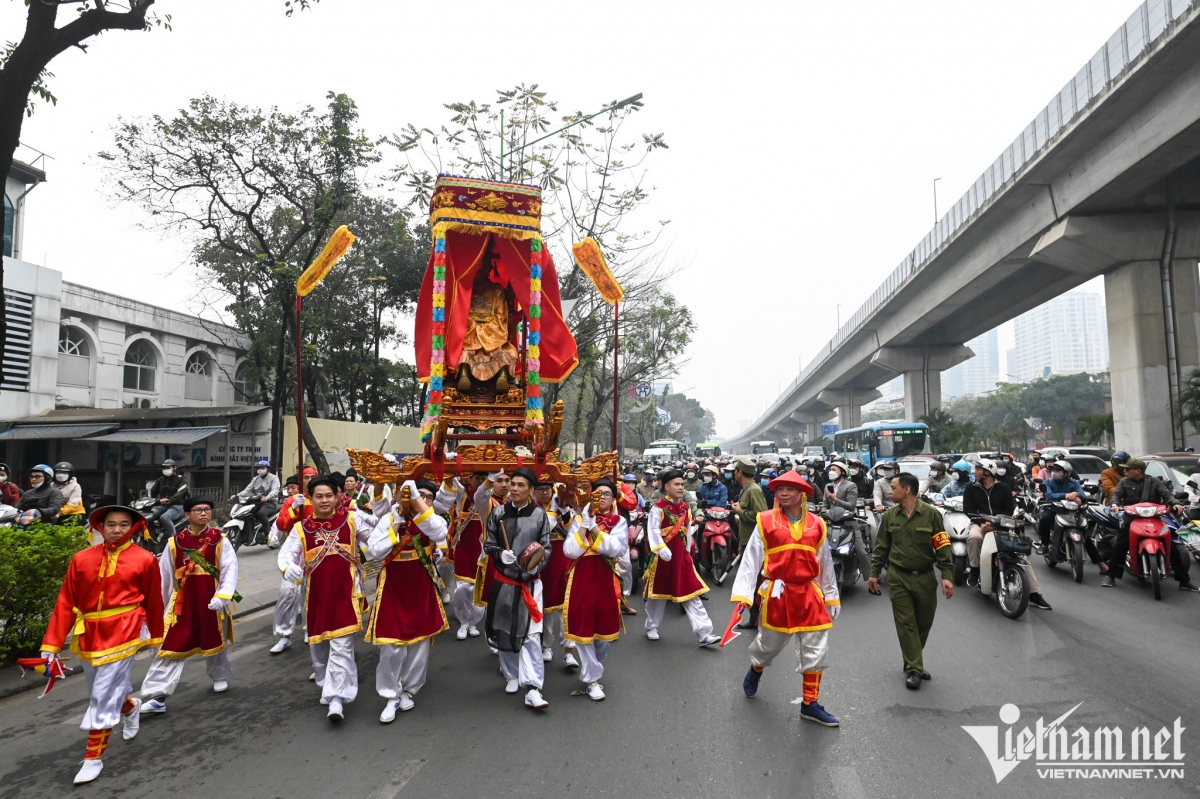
[295, 295, 305, 474]
[612, 301, 619, 459]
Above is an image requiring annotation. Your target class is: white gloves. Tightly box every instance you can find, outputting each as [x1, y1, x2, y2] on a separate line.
[207, 597, 226, 612]
[268, 529, 283, 549]
[488, 470, 506, 482]
[828, 604, 841, 622]
[770, 579, 786, 599]
[401, 479, 419, 497]
[499, 549, 517, 565]
[657, 547, 672, 562]
[283, 564, 304, 583]
[40, 651, 57, 664]
[293, 496, 306, 509]
[383, 453, 398, 463]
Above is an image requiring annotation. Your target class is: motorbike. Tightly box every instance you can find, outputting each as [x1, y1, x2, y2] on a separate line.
[0, 503, 16, 527]
[825, 506, 870, 590]
[223, 499, 276, 552]
[692, 505, 735, 585]
[971, 513, 1034, 619]
[132, 495, 186, 555]
[938, 495, 972, 586]
[1120, 502, 1177, 600]
[1042, 498, 1090, 583]
[627, 507, 648, 595]
[1084, 504, 1120, 566]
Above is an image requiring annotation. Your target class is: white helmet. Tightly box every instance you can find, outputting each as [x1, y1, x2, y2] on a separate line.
[977, 457, 998, 476]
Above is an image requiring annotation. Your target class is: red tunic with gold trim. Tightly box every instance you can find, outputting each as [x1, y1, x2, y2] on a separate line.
[285, 510, 368, 644]
[41, 540, 165, 666]
[452, 511, 484, 582]
[734, 508, 836, 634]
[563, 514, 625, 643]
[540, 503, 571, 612]
[366, 512, 449, 645]
[159, 528, 236, 658]
[473, 494, 503, 606]
[644, 499, 709, 602]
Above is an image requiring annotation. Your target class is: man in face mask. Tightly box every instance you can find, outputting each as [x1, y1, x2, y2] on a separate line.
[696, 465, 729, 510]
[847, 459, 872, 499]
[872, 461, 898, 514]
[0, 461, 22, 506]
[146, 460, 189, 543]
[17, 464, 64, 526]
[682, 464, 702, 493]
[232, 459, 281, 545]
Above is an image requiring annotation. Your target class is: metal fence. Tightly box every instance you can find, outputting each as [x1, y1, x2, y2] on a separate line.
[742, 0, 1196, 438]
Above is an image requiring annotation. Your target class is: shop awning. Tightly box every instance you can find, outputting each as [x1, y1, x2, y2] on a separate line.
[0, 423, 117, 440]
[85, 426, 228, 445]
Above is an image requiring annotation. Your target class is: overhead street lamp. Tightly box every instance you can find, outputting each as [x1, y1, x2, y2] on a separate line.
[500, 93, 644, 179]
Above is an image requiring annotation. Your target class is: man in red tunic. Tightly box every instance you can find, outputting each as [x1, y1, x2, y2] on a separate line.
[563, 478, 627, 700]
[39, 505, 164, 784]
[731, 471, 841, 727]
[366, 480, 449, 722]
[267, 466, 317, 655]
[535, 478, 573, 667]
[139, 497, 238, 714]
[433, 472, 488, 639]
[471, 470, 510, 612]
[277, 476, 379, 721]
[643, 469, 719, 646]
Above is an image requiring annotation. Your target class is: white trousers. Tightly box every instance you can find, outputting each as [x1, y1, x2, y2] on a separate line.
[615, 551, 632, 597]
[453, 580, 485, 627]
[644, 598, 713, 641]
[498, 633, 544, 690]
[575, 640, 610, 684]
[437, 560, 456, 601]
[542, 610, 571, 651]
[81, 657, 136, 731]
[310, 635, 358, 703]
[140, 651, 232, 698]
[375, 641, 430, 699]
[274, 580, 303, 638]
[747, 627, 829, 671]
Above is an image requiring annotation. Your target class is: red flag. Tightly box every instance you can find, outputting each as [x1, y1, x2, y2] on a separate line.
[17, 656, 70, 698]
[719, 602, 748, 647]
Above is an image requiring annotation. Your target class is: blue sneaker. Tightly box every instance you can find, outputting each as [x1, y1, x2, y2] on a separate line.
[141, 698, 167, 715]
[743, 667, 762, 697]
[800, 701, 840, 727]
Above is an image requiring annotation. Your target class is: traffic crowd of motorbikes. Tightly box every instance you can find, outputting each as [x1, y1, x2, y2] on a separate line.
[618, 447, 1200, 621]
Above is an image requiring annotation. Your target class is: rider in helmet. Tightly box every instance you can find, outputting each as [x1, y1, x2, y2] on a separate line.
[147, 459, 190, 542]
[941, 460, 972, 499]
[53, 461, 85, 517]
[231, 458, 282, 544]
[921, 461, 951, 496]
[846, 458, 872, 498]
[0, 461, 21, 506]
[1036, 459, 1084, 553]
[682, 463, 702, 493]
[871, 460, 898, 513]
[696, 464, 728, 510]
[620, 473, 645, 511]
[16, 464, 63, 525]
[1101, 451, 1129, 505]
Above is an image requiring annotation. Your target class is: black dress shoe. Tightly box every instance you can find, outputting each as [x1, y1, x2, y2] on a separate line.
[920, 670, 931, 681]
[905, 671, 922, 690]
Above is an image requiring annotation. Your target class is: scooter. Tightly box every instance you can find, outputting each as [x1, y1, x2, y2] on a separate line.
[692, 505, 735, 585]
[0, 503, 16, 527]
[971, 513, 1033, 619]
[1042, 498, 1090, 583]
[1120, 502, 1177, 600]
[940, 495, 972, 586]
[132, 495, 186, 555]
[223, 499, 276, 552]
[627, 507, 648, 596]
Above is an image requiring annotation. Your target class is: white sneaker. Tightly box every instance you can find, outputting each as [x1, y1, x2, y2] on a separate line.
[646, 629, 660, 641]
[542, 647, 553, 662]
[587, 682, 606, 701]
[563, 650, 579, 668]
[121, 698, 141, 740]
[308, 672, 316, 682]
[380, 699, 399, 723]
[524, 688, 549, 709]
[468, 625, 481, 637]
[456, 624, 469, 640]
[698, 633, 720, 647]
[319, 697, 330, 706]
[504, 679, 520, 695]
[398, 692, 415, 712]
[213, 680, 228, 693]
[141, 698, 167, 715]
[270, 638, 291, 654]
[74, 760, 103, 784]
[327, 700, 344, 720]
[489, 646, 499, 655]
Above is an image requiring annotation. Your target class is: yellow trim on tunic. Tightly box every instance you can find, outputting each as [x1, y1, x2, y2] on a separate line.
[641, 553, 710, 603]
[364, 560, 449, 646]
[301, 515, 364, 644]
[561, 556, 622, 645]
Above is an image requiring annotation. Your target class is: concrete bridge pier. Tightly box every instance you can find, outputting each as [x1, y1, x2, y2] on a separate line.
[816, 389, 882, 432]
[870, 346, 974, 422]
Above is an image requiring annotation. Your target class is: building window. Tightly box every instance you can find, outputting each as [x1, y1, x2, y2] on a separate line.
[185, 351, 211, 375]
[58, 326, 89, 357]
[123, 340, 157, 392]
[233, 362, 252, 405]
[2, 194, 12, 258]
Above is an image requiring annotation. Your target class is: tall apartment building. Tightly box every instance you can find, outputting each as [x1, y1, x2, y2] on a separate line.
[1009, 290, 1109, 380]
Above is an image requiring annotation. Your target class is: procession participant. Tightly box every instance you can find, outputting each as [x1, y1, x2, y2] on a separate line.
[139, 497, 238, 714]
[643, 470, 720, 646]
[535, 478, 570, 665]
[472, 470, 511, 611]
[733, 472, 841, 727]
[433, 472, 489, 639]
[344, 468, 372, 511]
[563, 478, 628, 700]
[39, 504, 164, 785]
[366, 479, 449, 722]
[483, 466, 553, 709]
[268, 466, 317, 655]
[613, 478, 640, 615]
[277, 475, 380, 721]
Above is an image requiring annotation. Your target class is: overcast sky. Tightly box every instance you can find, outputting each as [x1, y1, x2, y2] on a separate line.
[4, 0, 1137, 436]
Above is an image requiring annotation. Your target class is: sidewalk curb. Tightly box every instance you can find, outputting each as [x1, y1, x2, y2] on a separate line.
[0, 596, 279, 702]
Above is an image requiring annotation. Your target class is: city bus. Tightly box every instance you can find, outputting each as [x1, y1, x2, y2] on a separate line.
[750, 440, 778, 455]
[832, 421, 932, 467]
[642, 438, 687, 462]
[695, 442, 722, 458]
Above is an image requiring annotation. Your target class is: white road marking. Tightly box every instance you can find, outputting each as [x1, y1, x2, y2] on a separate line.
[367, 760, 426, 799]
[828, 767, 867, 799]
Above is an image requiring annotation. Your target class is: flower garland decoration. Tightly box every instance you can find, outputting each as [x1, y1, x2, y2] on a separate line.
[525, 236, 545, 427]
[421, 225, 449, 442]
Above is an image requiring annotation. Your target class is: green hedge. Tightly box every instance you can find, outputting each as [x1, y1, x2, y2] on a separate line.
[0, 522, 90, 664]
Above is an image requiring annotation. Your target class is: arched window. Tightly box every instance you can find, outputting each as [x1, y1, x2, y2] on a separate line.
[3, 194, 13, 258]
[123, 340, 157, 392]
[185, 351, 211, 375]
[233, 362, 252, 405]
[58, 326, 90, 357]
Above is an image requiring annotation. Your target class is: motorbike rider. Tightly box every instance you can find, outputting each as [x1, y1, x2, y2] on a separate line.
[231, 459, 282, 543]
[1036, 460, 1084, 554]
[760, 468, 777, 507]
[809, 458, 828, 494]
[146, 459, 189, 541]
[872, 461, 898, 514]
[920, 461, 952, 496]
[52, 462, 85, 518]
[962, 458, 1052, 610]
[847, 459, 872, 499]
[621, 474, 646, 510]
[1100, 458, 1198, 591]
[995, 453, 1024, 491]
[16, 464, 64, 526]
[823, 461, 858, 518]
[0, 462, 21, 506]
[1100, 451, 1129, 505]
[682, 463, 702, 493]
[941, 460, 972, 500]
[696, 465, 728, 510]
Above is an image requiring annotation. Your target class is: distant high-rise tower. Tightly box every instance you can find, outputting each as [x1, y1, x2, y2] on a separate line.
[943, 329, 1000, 398]
[1010, 291, 1109, 381]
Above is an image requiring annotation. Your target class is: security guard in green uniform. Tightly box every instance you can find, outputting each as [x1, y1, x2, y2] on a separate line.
[867, 472, 954, 690]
